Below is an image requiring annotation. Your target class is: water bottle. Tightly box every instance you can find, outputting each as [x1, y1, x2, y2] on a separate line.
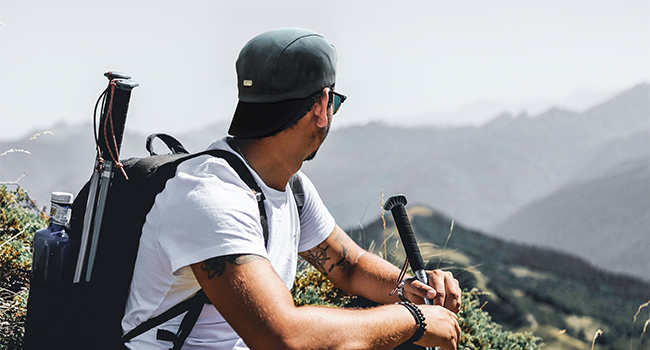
[32, 192, 74, 283]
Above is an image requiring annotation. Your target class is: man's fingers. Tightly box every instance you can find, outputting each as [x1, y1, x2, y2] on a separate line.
[408, 278, 436, 302]
[444, 272, 462, 313]
[406, 270, 462, 313]
[428, 271, 447, 306]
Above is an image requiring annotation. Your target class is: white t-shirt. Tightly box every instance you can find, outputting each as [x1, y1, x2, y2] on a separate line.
[122, 138, 335, 349]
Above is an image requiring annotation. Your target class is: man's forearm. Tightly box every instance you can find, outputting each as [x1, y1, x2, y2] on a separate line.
[302, 225, 407, 304]
[343, 250, 407, 304]
[278, 303, 419, 350]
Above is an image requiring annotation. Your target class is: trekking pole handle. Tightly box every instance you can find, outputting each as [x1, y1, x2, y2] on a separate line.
[97, 73, 139, 157]
[383, 195, 433, 305]
[104, 71, 132, 80]
[384, 195, 435, 350]
[384, 195, 427, 274]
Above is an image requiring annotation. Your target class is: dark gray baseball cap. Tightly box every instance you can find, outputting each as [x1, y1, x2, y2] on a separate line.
[229, 28, 337, 138]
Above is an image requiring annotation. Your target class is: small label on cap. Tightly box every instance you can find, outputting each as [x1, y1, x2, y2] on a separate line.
[243, 80, 253, 87]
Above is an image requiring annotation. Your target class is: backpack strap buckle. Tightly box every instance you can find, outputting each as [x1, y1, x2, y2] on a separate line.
[253, 190, 265, 202]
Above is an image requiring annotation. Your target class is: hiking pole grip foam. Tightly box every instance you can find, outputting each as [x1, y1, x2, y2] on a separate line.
[384, 195, 426, 273]
[97, 74, 139, 156]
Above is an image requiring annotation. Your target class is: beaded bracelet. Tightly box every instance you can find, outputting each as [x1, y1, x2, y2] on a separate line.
[399, 301, 427, 343]
[396, 281, 408, 303]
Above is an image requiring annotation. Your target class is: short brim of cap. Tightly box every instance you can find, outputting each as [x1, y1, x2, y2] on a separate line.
[228, 96, 314, 138]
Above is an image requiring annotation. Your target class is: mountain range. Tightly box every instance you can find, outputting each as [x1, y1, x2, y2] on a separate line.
[302, 83, 649, 281]
[0, 83, 648, 281]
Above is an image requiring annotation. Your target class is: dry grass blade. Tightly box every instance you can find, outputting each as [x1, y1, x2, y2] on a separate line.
[0, 287, 20, 297]
[634, 300, 650, 322]
[630, 300, 650, 350]
[436, 220, 454, 269]
[642, 318, 649, 340]
[591, 329, 603, 350]
[380, 189, 387, 259]
[453, 263, 485, 278]
[26, 131, 55, 143]
[0, 224, 30, 250]
[0, 149, 31, 157]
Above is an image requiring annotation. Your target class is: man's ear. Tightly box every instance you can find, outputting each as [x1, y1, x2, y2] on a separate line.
[312, 87, 330, 128]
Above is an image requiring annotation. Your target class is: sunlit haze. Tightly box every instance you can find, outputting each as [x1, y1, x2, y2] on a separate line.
[0, 0, 648, 140]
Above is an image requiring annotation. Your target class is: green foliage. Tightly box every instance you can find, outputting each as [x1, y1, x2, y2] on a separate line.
[0, 186, 47, 349]
[458, 289, 543, 350]
[292, 263, 355, 307]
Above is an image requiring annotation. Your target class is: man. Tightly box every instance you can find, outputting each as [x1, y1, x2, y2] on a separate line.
[123, 28, 461, 350]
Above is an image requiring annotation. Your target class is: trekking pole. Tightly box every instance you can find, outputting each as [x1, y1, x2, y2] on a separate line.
[73, 72, 138, 283]
[383, 195, 436, 350]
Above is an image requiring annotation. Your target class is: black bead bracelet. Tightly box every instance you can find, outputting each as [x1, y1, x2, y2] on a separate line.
[396, 280, 409, 303]
[399, 301, 427, 343]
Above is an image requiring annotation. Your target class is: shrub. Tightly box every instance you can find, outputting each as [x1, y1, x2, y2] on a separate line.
[458, 289, 543, 350]
[0, 186, 47, 349]
[292, 263, 356, 307]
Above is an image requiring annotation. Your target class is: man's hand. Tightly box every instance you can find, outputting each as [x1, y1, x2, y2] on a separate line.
[403, 270, 462, 313]
[414, 304, 461, 350]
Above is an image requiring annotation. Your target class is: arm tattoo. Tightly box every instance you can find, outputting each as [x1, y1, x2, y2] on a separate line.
[304, 241, 354, 276]
[331, 244, 352, 273]
[303, 245, 332, 275]
[200, 254, 264, 280]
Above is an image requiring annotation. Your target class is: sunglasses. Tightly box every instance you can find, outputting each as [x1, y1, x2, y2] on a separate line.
[329, 90, 347, 115]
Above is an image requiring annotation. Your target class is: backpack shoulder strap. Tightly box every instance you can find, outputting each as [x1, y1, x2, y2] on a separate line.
[289, 174, 305, 217]
[194, 149, 269, 246]
[121, 290, 209, 346]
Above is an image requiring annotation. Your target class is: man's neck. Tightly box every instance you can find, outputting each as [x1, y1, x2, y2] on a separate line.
[230, 137, 303, 191]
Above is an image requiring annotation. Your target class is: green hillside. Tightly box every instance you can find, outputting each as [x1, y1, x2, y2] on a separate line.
[348, 206, 650, 350]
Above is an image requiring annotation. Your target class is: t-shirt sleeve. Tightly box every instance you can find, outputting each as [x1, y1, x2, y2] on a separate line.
[295, 171, 335, 252]
[151, 157, 268, 274]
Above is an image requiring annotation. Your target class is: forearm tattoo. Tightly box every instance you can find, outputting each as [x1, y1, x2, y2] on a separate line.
[303, 245, 332, 275]
[331, 244, 351, 273]
[200, 254, 264, 279]
[304, 240, 353, 277]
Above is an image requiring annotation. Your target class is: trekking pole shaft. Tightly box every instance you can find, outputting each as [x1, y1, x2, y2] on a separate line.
[73, 159, 100, 283]
[85, 160, 113, 282]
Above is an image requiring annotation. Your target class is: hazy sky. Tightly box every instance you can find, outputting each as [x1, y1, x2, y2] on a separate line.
[1, 0, 648, 141]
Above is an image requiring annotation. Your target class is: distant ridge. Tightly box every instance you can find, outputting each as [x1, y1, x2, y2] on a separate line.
[301, 83, 649, 280]
[494, 154, 649, 281]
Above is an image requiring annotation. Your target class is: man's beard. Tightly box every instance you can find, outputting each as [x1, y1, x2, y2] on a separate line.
[304, 114, 331, 162]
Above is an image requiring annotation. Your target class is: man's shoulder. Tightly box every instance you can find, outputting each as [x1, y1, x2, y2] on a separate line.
[173, 138, 252, 188]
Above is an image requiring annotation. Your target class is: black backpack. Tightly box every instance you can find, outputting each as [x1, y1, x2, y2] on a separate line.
[24, 134, 304, 350]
